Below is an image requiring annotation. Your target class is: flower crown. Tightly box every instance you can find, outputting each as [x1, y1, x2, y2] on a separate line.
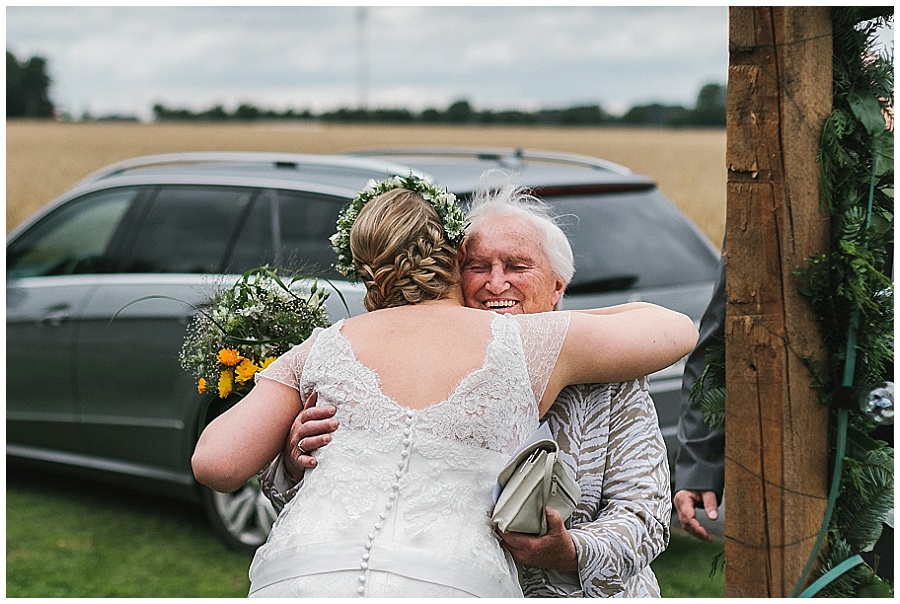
[330, 174, 468, 281]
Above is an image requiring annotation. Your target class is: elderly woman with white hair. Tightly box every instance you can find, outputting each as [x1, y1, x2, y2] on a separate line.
[194, 176, 697, 597]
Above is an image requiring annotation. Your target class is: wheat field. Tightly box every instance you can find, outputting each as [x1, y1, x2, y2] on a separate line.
[6, 121, 726, 246]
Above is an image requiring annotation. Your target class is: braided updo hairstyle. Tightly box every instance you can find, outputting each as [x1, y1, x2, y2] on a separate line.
[350, 188, 460, 311]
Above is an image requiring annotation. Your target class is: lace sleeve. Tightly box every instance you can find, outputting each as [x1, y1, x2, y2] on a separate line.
[254, 327, 324, 392]
[513, 311, 571, 403]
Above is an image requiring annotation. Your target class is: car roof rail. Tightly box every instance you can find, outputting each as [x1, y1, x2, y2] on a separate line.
[74, 151, 428, 188]
[351, 147, 635, 176]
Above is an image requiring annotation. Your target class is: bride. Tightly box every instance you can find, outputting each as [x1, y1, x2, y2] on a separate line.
[192, 175, 697, 598]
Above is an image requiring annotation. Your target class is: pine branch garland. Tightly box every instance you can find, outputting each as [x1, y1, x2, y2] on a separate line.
[795, 7, 893, 596]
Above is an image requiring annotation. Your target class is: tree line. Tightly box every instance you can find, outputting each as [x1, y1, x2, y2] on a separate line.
[7, 51, 54, 118]
[7, 49, 726, 127]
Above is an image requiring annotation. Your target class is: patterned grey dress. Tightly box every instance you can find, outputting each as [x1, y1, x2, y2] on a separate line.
[519, 379, 670, 597]
[260, 347, 671, 598]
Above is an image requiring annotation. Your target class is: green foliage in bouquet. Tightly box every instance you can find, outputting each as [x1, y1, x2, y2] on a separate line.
[179, 267, 331, 400]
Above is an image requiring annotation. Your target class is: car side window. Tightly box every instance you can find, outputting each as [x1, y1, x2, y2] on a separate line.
[6, 187, 138, 279]
[224, 190, 345, 278]
[275, 191, 344, 279]
[224, 190, 274, 273]
[125, 186, 255, 273]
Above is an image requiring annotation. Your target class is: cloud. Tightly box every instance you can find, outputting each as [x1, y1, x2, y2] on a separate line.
[6, 5, 731, 119]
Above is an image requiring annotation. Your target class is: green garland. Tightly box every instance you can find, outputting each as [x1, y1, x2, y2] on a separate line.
[796, 8, 893, 597]
[692, 7, 894, 597]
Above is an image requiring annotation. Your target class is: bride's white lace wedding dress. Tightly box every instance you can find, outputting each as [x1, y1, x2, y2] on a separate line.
[248, 311, 570, 598]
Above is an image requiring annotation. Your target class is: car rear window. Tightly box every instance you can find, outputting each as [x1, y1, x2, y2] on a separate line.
[124, 186, 256, 273]
[547, 191, 718, 293]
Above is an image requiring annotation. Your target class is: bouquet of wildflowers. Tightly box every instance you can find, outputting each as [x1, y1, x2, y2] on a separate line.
[179, 267, 331, 399]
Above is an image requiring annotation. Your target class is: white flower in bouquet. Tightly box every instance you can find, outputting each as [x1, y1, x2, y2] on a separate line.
[179, 267, 332, 399]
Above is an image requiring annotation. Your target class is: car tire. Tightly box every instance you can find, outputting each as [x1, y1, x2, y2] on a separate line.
[200, 475, 276, 556]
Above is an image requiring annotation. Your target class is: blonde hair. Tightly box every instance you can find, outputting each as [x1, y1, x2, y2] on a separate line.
[350, 188, 460, 311]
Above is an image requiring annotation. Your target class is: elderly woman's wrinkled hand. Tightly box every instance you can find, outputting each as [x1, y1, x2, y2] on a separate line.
[282, 391, 339, 482]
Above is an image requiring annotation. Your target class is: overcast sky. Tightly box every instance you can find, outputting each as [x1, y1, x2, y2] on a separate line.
[1, 5, 835, 122]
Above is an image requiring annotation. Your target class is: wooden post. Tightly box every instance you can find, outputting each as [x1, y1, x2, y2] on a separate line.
[725, 7, 832, 597]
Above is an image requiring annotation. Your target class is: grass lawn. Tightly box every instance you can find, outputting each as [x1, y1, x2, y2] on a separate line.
[6, 468, 252, 597]
[7, 467, 724, 597]
[653, 527, 725, 597]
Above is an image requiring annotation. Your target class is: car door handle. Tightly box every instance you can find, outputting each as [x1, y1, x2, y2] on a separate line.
[40, 305, 72, 327]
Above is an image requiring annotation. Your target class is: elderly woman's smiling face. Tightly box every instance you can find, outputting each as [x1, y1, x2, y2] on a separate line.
[460, 213, 566, 315]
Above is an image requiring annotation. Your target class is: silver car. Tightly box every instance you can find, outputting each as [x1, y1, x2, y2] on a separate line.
[7, 148, 719, 553]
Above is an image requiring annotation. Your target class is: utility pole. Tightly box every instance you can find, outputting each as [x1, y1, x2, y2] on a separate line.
[356, 7, 369, 110]
[724, 6, 833, 596]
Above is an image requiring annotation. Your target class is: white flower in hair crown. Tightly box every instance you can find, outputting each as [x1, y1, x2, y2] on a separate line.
[330, 174, 468, 281]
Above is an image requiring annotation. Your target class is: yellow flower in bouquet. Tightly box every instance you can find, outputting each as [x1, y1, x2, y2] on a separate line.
[180, 267, 332, 401]
[218, 369, 234, 399]
[235, 358, 260, 384]
[217, 348, 242, 367]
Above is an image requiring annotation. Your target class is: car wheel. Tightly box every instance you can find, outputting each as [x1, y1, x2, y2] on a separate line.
[200, 476, 276, 555]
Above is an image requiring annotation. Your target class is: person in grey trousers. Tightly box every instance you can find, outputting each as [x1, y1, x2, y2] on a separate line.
[673, 248, 725, 542]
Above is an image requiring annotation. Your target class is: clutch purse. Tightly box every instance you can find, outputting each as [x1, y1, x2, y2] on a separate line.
[491, 424, 581, 536]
